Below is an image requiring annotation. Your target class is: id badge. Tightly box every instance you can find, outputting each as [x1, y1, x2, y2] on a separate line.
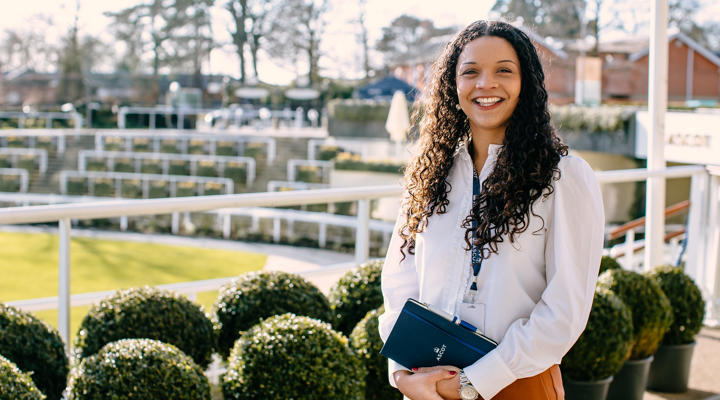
[458, 302, 486, 334]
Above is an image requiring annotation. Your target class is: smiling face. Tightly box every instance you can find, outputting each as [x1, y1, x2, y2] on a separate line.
[456, 36, 522, 143]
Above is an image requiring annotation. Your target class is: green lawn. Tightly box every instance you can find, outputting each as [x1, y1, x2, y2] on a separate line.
[0, 231, 267, 338]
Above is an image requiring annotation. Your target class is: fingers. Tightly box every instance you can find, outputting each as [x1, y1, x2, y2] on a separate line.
[413, 365, 461, 374]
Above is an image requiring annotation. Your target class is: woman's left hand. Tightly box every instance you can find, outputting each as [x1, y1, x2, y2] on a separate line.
[413, 366, 462, 400]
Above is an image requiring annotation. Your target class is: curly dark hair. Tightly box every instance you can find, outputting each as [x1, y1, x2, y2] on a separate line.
[400, 20, 568, 260]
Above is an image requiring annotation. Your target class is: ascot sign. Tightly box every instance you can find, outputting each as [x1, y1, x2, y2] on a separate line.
[635, 110, 720, 165]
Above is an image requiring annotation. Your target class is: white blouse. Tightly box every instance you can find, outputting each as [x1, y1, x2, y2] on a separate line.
[378, 142, 605, 399]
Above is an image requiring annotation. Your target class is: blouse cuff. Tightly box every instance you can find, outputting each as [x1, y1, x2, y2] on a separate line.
[463, 350, 517, 399]
[387, 359, 409, 388]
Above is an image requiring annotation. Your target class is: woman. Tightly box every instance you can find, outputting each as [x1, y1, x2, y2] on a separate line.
[378, 20, 605, 400]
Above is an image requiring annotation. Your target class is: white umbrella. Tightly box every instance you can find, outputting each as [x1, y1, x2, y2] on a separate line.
[386, 91, 411, 158]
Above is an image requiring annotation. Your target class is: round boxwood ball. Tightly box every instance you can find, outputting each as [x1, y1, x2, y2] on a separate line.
[0, 354, 46, 400]
[328, 259, 384, 335]
[350, 307, 402, 400]
[67, 338, 210, 400]
[646, 265, 705, 345]
[222, 313, 365, 400]
[599, 255, 622, 275]
[213, 271, 333, 358]
[597, 269, 673, 359]
[73, 286, 215, 368]
[561, 288, 633, 381]
[0, 303, 68, 400]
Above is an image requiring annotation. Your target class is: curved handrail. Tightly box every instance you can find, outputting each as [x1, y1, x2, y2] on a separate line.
[608, 200, 689, 241]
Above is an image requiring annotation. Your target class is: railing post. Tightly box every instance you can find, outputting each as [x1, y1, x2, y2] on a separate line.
[624, 229, 635, 270]
[685, 171, 709, 283]
[58, 218, 72, 354]
[355, 199, 370, 265]
[703, 173, 720, 326]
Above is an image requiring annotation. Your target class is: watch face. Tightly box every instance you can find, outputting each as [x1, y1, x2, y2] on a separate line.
[460, 386, 479, 400]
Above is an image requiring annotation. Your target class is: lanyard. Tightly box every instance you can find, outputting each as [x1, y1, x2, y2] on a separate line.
[468, 169, 483, 294]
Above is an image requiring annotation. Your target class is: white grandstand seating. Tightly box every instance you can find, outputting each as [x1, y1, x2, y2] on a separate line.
[58, 170, 234, 197]
[78, 150, 256, 186]
[0, 148, 48, 174]
[0, 130, 70, 152]
[94, 130, 276, 164]
[286, 159, 333, 182]
[0, 168, 30, 192]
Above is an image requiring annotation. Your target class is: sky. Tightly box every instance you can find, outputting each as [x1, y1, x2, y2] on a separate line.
[0, 0, 718, 85]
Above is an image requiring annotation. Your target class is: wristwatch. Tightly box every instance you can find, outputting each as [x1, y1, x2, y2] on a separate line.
[458, 370, 479, 400]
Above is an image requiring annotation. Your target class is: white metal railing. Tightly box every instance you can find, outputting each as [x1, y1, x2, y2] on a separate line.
[287, 159, 333, 182]
[58, 170, 234, 197]
[0, 168, 30, 192]
[95, 130, 277, 164]
[0, 130, 72, 153]
[117, 106, 215, 130]
[0, 111, 82, 131]
[0, 148, 48, 174]
[78, 150, 256, 186]
[2, 165, 719, 347]
[307, 137, 414, 161]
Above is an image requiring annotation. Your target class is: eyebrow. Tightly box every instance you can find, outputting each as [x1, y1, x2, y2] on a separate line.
[460, 59, 518, 66]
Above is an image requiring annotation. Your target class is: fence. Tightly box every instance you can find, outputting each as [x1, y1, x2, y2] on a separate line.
[1, 165, 719, 349]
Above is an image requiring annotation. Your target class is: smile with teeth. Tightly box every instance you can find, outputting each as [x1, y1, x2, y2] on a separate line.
[474, 97, 503, 106]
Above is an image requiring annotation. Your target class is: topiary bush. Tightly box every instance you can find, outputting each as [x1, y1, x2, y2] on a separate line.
[599, 255, 622, 275]
[67, 338, 210, 400]
[222, 313, 365, 400]
[0, 355, 46, 400]
[646, 265, 706, 345]
[597, 269, 673, 359]
[213, 271, 333, 358]
[350, 307, 402, 400]
[0, 303, 68, 400]
[561, 288, 633, 381]
[328, 259, 384, 335]
[73, 286, 215, 368]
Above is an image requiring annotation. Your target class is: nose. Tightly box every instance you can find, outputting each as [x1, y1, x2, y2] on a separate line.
[474, 72, 497, 89]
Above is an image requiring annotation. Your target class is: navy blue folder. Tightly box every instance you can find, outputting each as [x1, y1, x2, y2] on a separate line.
[380, 298, 498, 369]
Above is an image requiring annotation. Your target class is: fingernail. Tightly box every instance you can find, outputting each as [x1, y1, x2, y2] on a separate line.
[411, 367, 418, 372]
[449, 371, 457, 375]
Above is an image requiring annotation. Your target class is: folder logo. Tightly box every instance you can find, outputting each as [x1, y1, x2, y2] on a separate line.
[434, 344, 446, 362]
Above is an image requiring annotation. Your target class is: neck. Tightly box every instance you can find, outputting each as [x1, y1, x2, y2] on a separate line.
[470, 136, 502, 172]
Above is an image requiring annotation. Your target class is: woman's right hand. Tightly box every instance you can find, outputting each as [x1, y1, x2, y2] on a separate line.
[394, 367, 458, 400]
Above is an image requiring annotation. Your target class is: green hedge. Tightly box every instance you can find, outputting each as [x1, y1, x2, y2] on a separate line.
[0, 304, 68, 400]
[561, 288, 633, 381]
[74, 287, 216, 368]
[328, 99, 392, 122]
[646, 265, 705, 345]
[350, 307, 402, 400]
[328, 260, 384, 335]
[212, 271, 333, 358]
[597, 269, 673, 359]
[222, 313, 365, 400]
[68, 339, 210, 400]
[0, 354, 46, 400]
[599, 256, 622, 275]
[549, 104, 636, 133]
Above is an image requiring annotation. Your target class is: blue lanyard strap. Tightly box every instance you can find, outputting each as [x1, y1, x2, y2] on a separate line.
[470, 169, 483, 291]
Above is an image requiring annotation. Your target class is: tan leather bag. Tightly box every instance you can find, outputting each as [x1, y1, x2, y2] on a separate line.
[490, 365, 564, 400]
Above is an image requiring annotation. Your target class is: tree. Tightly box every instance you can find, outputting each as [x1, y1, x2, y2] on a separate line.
[0, 15, 58, 73]
[56, 7, 85, 105]
[225, 0, 273, 83]
[491, 0, 584, 39]
[263, 0, 328, 86]
[375, 15, 456, 64]
[104, 0, 215, 101]
[356, 0, 371, 79]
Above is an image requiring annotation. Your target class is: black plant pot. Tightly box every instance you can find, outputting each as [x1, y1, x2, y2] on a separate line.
[563, 375, 613, 400]
[606, 356, 653, 400]
[647, 342, 695, 393]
